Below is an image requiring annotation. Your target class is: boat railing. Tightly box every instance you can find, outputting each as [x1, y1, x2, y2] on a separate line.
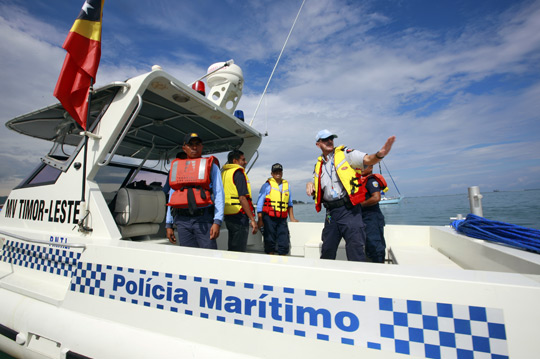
[98, 94, 143, 167]
[126, 141, 156, 185]
[0, 229, 86, 249]
[246, 150, 259, 174]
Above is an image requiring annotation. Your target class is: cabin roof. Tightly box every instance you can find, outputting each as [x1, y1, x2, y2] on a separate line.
[5, 72, 261, 161]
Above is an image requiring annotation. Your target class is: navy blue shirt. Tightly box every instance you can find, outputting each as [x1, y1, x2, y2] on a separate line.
[363, 176, 382, 213]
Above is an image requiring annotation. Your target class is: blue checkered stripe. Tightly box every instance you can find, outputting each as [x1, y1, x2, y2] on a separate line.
[377, 297, 508, 359]
[70, 262, 107, 297]
[0, 239, 81, 277]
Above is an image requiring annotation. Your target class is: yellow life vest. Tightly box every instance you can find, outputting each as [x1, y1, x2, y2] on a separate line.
[314, 145, 365, 212]
[221, 163, 253, 215]
[262, 178, 290, 218]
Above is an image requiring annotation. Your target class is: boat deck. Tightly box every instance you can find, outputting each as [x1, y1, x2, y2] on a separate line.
[128, 221, 540, 276]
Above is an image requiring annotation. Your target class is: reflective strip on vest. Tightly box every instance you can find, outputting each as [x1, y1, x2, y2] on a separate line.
[198, 158, 207, 180]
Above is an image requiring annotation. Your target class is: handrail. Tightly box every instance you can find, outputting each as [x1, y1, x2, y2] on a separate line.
[188, 60, 234, 86]
[98, 94, 143, 166]
[246, 150, 259, 174]
[0, 230, 86, 249]
[127, 140, 155, 184]
[93, 81, 131, 93]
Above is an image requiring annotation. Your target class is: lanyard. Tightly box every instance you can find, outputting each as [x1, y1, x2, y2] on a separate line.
[323, 158, 334, 183]
[322, 156, 339, 198]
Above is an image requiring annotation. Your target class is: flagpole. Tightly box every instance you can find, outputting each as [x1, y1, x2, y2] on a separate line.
[82, 85, 91, 203]
[79, 80, 93, 233]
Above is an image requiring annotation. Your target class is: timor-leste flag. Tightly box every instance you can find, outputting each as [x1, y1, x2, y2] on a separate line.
[54, 0, 105, 130]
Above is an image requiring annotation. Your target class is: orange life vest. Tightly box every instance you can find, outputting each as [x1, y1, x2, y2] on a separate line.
[167, 157, 217, 210]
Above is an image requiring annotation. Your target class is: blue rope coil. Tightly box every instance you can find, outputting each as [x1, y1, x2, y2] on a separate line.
[450, 214, 540, 254]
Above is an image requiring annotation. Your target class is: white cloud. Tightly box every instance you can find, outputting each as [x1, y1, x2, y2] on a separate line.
[1, 0, 539, 200]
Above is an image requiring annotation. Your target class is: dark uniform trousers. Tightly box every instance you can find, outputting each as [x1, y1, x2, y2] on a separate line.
[174, 208, 217, 249]
[320, 204, 367, 261]
[225, 214, 249, 252]
[363, 210, 386, 263]
[262, 214, 290, 255]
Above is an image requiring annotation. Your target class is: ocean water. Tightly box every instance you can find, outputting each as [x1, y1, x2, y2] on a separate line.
[292, 189, 540, 230]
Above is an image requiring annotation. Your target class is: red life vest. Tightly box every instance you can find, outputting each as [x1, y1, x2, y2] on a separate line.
[167, 157, 217, 210]
[361, 174, 388, 200]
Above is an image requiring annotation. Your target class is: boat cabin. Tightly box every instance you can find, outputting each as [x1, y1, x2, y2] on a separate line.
[2, 64, 262, 245]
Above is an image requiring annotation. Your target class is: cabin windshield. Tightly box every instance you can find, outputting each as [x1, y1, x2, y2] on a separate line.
[15, 161, 63, 190]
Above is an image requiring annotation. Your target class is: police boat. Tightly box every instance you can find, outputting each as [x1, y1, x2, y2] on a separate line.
[1, 63, 540, 359]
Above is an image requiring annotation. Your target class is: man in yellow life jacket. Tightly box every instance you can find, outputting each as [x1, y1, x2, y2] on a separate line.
[256, 163, 299, 255]
[306, 129, 396, 261]
[222, 150, 258, 252]
[165, 133, 225, 248]
[360, 165, 388, 263]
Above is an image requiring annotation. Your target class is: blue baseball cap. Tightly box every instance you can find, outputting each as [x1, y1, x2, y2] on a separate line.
[315, 129, 338, 141]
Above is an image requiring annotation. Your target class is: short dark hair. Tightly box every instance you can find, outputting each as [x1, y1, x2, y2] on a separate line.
[227, 149, 244, 163]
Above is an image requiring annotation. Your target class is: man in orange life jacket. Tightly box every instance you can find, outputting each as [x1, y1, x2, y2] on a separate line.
[222, 150, 258, 252]
[165, 133, 224, 248]
[361, 165, 387, 263]
[256, 163, 299, 255]
[306, 129, 396, 261]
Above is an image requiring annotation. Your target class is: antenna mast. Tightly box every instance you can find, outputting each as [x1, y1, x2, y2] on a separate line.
[249, 0, 306, 127]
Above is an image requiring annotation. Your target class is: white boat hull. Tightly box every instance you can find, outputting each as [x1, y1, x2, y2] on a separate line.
[2, 223, 539, 358]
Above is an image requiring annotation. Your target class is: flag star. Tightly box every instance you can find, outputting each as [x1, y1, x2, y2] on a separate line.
[81, 1, 94, 15]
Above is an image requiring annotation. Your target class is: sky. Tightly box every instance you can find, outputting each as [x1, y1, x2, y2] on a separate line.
[1, 0, 540, 202]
